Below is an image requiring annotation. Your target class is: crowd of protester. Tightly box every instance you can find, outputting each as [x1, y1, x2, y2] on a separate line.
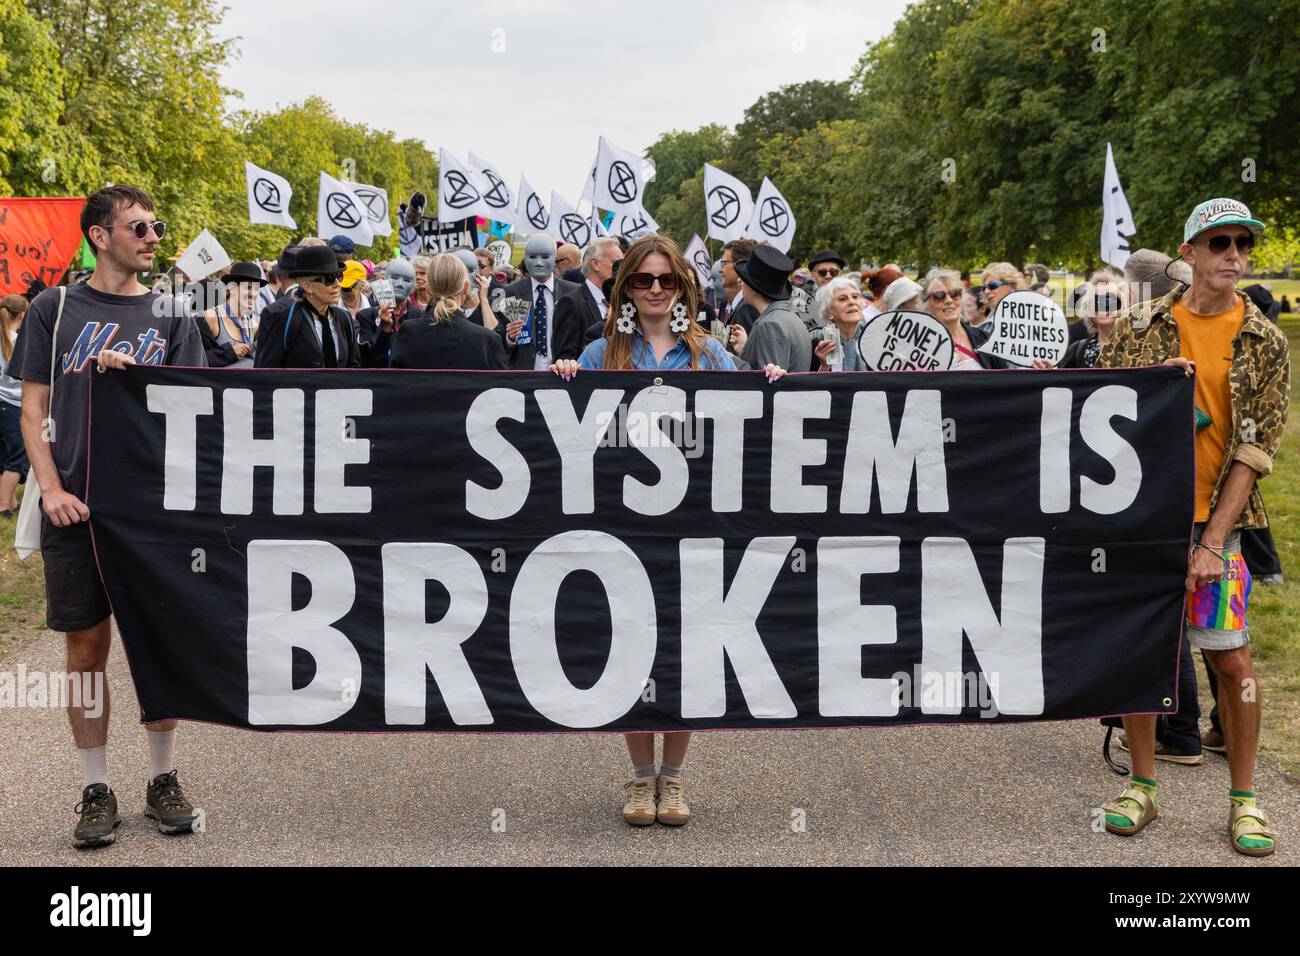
[0, 183, 1290, 857]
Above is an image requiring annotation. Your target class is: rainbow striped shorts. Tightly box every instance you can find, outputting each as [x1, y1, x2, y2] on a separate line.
[1186, 528, 1251, 651]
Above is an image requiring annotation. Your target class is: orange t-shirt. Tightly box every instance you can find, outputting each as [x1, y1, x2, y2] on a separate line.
[1173, 298, 1244, 522]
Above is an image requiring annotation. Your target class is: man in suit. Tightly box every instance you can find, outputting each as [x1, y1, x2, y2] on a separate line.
[500, 235, 580, 369]
[556, 237, 623, 345]
[256, 245, 388, 368]
[718, 238, 759, 336]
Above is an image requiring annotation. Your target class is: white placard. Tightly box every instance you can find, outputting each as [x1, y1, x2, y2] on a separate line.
[976, 291, 1069, 367]
[856, 310, 955, 372]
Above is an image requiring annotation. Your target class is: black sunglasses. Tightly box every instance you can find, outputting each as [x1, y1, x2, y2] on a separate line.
[1093, 293, 1122, 313]
[626, 271, 679, 291]
[1204, 233, 1254, 255]
[106, 219, 167, 240]
[982, 280, 1007, 292]
[307, 274, 341, 287]
[929, 288, 962, 302]
[814, 267, 841, 279]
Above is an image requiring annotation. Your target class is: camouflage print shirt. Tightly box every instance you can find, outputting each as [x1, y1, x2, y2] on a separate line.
[1098, 285, 1290, 530]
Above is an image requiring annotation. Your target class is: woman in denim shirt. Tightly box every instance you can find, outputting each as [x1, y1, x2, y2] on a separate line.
[550, 235, 785, 828]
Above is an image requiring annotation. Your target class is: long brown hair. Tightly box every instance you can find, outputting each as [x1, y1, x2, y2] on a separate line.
[601, 235, 723, 369]
[0, 294, 27, 363]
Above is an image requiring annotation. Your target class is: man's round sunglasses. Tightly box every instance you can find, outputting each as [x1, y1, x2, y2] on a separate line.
[1203, 233, 1254, 255]
[626, 271, 679, 291]
[105, 219, 167, 240]
[815, 267, 841, 279]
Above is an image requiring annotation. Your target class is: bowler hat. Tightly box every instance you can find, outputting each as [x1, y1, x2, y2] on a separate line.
[223, 261, 267, 285]
[274, 245, 298, 278]
[735, 245, 794, 301]
[808, 249, 846, 270]
[288, 245, 345, 278]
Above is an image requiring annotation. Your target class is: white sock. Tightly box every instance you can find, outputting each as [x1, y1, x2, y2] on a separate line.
[79, 746, 109, 788]
[147, 729, 176, 782]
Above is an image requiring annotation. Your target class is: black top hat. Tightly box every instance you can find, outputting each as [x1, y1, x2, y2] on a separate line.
[288, 245, 344, 279]
[735, 245, 794, 301]
[808, 249, 846, 270]
[223, 261, 267, 285]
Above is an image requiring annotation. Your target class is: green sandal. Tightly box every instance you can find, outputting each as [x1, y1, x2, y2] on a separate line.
[1229, 805, 1276, 857]
[1102, 787, 1158, 836]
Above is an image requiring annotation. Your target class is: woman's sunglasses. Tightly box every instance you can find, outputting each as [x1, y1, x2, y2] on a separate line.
[929, 288, 962, 302]
[106, 220, 167, 240]
[1093, 293, 1122, 313]
[982, 280, 1007, 292]
[626, 271, 679, 291]
[307, 274, 341, 287]
[1204, 234, 1254, 255]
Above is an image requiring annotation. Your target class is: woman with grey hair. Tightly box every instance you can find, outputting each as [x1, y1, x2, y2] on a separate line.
[812, 276, 870, 371]
[921, 267, 1006, 369]
[1042, 271, 1128, 369]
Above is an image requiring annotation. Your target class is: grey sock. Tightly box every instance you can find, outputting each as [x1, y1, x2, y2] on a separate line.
[633, 763, 656, 780]
[659, 761, 683, 780]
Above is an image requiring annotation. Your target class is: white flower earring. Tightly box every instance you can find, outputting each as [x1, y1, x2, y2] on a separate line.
[669, 301, 691, 333]
[617, 300, 637, 334]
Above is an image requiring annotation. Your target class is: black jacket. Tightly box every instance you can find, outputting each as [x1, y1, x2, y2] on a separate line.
[1057, 333, 1100, 369]
[392, 313, 508, 371]
[255, 292, 377, 369]
[355, 301, 422, 368]
[498, 275, 581, 369]
[963, 321, 1010, 370]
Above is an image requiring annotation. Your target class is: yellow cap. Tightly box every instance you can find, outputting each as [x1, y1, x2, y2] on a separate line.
[340, 260, 367, 289]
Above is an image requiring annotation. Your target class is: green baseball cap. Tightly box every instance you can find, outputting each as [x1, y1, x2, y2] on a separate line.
[1183, 197, 1265, 244]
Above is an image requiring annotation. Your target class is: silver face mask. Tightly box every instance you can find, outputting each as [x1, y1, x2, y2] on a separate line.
[453, 249, 480, 280]
[385, 260, 416, 303]
[523, 236, 557, 281]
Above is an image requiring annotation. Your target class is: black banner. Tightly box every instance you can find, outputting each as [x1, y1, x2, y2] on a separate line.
[86, 367, 1193, 733]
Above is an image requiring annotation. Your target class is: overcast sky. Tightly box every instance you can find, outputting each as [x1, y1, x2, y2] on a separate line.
[218, 0, 910, 203]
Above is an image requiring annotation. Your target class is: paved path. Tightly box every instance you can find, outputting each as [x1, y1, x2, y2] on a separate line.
[1, 628, 1294, 866]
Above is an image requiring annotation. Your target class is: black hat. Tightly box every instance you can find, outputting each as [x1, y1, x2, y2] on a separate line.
[274, 244, 298, 278]
[735, 245, 794, 301]
[808, 249, 846, 270]
[288, 245, 344, 278]
[223, 261, 267, 286]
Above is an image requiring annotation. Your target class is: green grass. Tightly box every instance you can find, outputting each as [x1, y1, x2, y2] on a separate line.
[0, 487, 47, 655]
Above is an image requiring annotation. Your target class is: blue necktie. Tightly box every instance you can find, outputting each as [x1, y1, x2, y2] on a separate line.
[534, 285, 548, 357]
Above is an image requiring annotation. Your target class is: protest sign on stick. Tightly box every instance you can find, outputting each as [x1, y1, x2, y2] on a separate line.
[857, 310, 955, 372]
[977, 291, 1069, 367]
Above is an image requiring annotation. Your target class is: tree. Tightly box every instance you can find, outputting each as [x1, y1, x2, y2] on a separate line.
[642, 125, 731, 222]
[725, 80, 857, 187]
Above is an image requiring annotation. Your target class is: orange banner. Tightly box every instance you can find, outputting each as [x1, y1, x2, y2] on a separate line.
[0, 197, 85, 294]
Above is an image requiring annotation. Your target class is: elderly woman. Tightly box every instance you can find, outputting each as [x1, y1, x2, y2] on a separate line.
[976, 261, 1024, 326]
[812, 276, 870, 371]
[1050, 271, 1129, 369]
[410, 254, 434, 311]
[922, 267, 1007, 370]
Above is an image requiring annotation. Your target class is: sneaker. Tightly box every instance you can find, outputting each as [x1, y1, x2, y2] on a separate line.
[1259, 574, 1284, 586]
[1117, 732, 1204, 765]
[1203, 728, 1227, 754]
[656, 775, 690, 827]
[145, 771, 196, 834]
[622, 778, 657, 827]
[73, 784, 121, 848]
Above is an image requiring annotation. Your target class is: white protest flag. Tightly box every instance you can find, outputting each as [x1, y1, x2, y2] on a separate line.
[1101, 142, 1136, 271]
[245, 160, 296, 228]
[683, 234, 712, 290]
[745, 177, 796, 253]
[468, 151, 517, 225]
[175, 228, 231, 281]
[550, 192, 594, 248]
[592, 136, 648, 217]
[579, 155, 598, 203]
[438, 148, 496, 222]
[350, 182, 391, 237]
[703, 163, 753, 243]
[317, 171, 374, 246]
[612, 204, 658, 239]
[515, 175, 552, 236]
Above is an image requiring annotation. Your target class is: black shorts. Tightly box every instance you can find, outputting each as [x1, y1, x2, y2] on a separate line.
[40, 514, 111, 632]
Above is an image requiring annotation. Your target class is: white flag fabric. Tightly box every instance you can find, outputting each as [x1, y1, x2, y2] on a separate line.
[683, 234, 712, 290]
[611, 205, 658, 239]
[317, 172, 375, 246]
[745, 177, 796, 253]
[703, 163, 753, 243]
[580, 155, 598, 203]
[550, 192, 595, 248]
[515, 176, 552, 235]
[175, 228, 231, 282]
[350, 181, 392, 237]
[398, 223, 423, 259]
[593, 137, 647, 217]
[438, 149, 496, 222]
[245, 161, 297, 228]
[468, 151, 517, 225]
[1101, 142, 1136, 271]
